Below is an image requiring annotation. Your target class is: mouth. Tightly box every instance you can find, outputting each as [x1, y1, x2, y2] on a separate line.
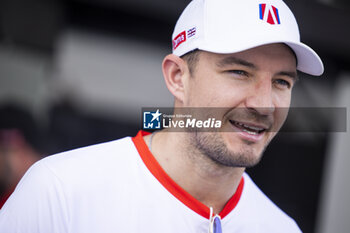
[229, 120, 268, 142]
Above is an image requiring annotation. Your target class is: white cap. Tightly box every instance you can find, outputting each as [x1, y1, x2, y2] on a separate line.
[172, 0, 324, 76]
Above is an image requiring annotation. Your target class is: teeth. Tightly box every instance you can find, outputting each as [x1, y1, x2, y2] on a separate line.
[236, 122, 264, 131]
[242, 128, 258, 135]
[243, 124, 263, 131]
[233, 121, 265, 134]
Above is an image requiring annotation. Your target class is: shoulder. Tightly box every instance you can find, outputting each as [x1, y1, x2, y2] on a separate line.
[0, 136, 141, 231]
[239, 173, 302, 232]
[13, 136, 140, 197]
[0, 157, 69, 231]
[43, 136, 134, 165]
[41, 136, 136, 175]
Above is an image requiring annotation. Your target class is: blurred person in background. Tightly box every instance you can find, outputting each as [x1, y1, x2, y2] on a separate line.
[0, 105, 43, 208]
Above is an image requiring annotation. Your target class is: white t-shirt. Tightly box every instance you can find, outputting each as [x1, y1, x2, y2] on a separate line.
[0, 131, 301, 233]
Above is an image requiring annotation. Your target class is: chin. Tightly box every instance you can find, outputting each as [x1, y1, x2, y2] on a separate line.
[192, 131, 266, 168]
[223, 144, 265, 168]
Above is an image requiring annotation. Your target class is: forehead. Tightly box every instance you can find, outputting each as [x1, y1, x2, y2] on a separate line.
[200, 43, 297, 68]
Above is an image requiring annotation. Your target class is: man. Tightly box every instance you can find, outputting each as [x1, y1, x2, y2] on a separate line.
[0, 0, 323, 232]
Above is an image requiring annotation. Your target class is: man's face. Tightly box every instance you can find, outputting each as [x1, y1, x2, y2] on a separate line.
[183, 43, 297, 167]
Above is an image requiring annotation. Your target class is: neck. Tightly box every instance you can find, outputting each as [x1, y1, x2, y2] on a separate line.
[144, 130, 245, 214]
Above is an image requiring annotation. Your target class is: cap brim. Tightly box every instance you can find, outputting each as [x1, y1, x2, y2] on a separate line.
[285, 42, 324, 76]
[197, 40, 324, 76]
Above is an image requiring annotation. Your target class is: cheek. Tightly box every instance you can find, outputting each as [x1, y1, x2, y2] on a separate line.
[204, 79, 248, 107]
[264, 132, 278, 146]
[185, 76, 223, 106]
[186, 70, 251, 107]
[273, 107, 289, 132]
[273, 89, 292, 108]
[272, 92, 291, 130]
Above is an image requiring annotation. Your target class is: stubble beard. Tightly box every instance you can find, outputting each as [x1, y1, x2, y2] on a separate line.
[190, 131, 268, 168]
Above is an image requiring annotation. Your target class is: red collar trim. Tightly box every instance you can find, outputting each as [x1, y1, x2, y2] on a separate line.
[132, 130, 244, 219]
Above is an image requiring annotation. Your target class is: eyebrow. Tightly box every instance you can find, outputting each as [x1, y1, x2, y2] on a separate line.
[216, 56, 257, 69]
[216, 55, 299, 83]
[277, 71, 299, 83]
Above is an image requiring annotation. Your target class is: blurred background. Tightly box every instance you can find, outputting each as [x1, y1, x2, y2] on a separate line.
[0, 0, 349, 232]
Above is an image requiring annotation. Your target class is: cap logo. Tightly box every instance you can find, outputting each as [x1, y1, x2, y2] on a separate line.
[259, 3, 281, 25]
[173, 31, 186, 50]
[187, 27, 196, 38]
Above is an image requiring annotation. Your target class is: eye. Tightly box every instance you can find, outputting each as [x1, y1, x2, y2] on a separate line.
[227, 70, 249, 77]
[274, 79, 291, 89]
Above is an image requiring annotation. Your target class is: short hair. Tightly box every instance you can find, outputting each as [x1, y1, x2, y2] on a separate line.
[181, 49, 201, 75]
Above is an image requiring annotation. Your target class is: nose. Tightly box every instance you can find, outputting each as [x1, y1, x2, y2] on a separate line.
[245, 78, 275, 116]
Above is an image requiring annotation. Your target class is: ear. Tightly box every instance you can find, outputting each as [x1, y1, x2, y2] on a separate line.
[162, 54, 189, 104]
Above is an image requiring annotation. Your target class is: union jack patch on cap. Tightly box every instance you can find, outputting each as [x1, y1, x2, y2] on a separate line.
[187, 27, 196, 38]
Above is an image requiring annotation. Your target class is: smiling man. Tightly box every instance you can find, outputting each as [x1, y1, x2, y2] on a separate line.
[161, 44, 297, 168]
[0, 0, 323, 232]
